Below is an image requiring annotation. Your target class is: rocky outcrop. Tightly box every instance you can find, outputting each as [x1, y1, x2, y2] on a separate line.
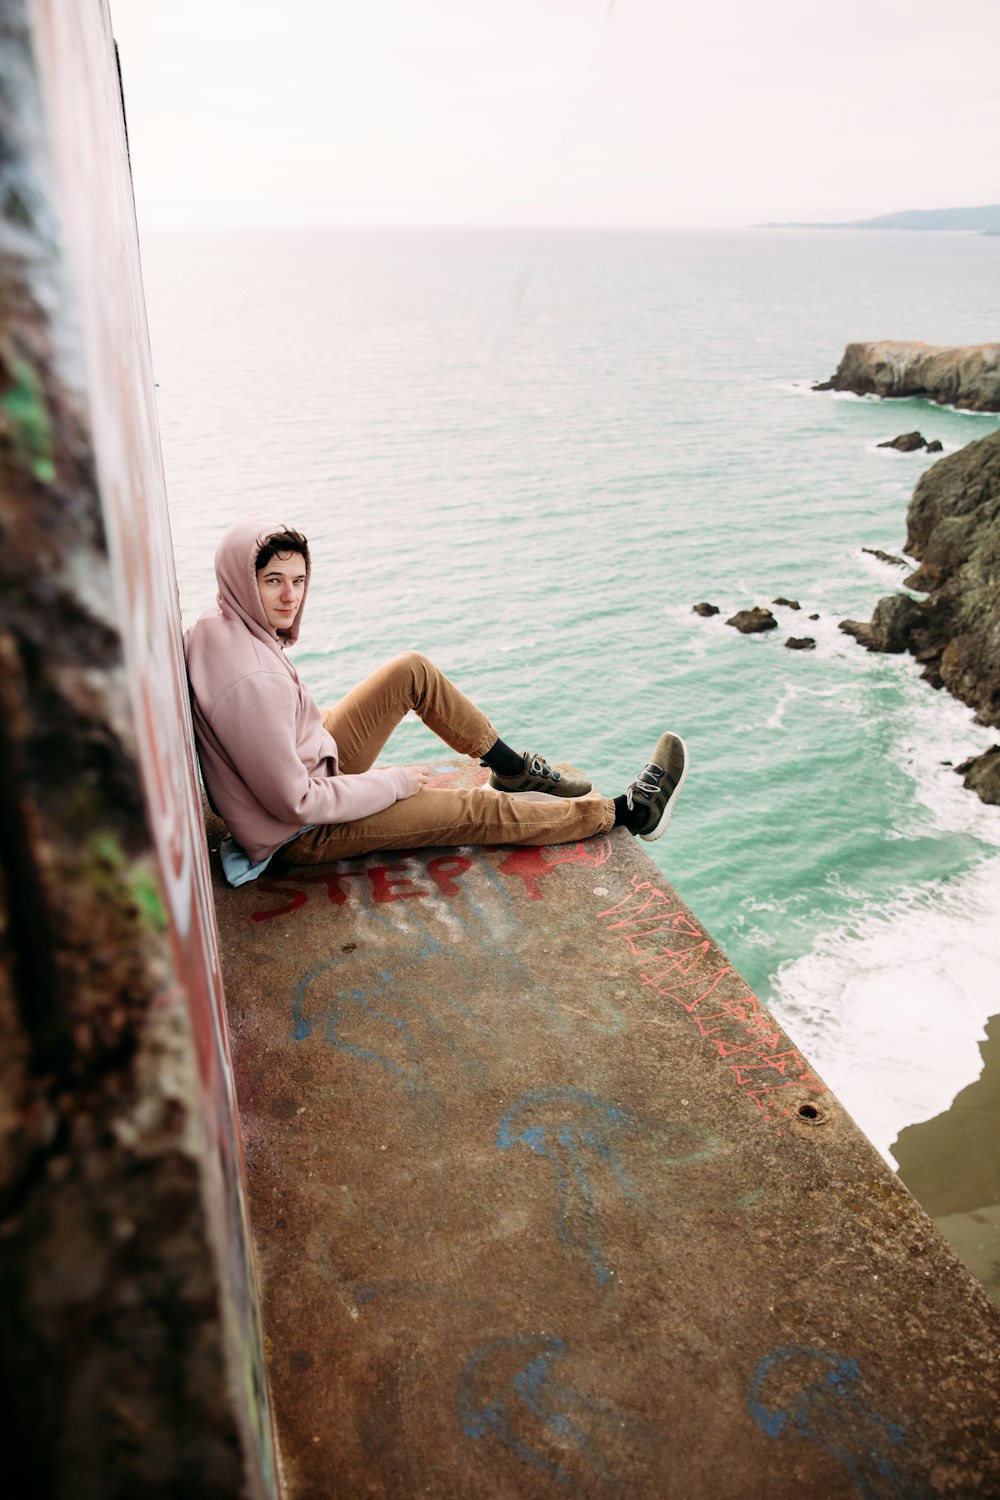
[955, 748, 1000, 804]
[875, 432, 944, 454]
[814, 341, 1000, 412]
[901, 427, 1000, 724]
[840, 427, 1000, 804]
[692, 602, 719, 617]
[878, 431, 930, 452]
[773, 596, 800, 609]
[862, 547, 906, 567]
[726, 607, 777, 634]
[840, 593, 925, 653]
[785, 637, 816, 650]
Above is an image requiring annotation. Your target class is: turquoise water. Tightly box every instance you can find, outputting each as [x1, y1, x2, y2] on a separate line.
[141, 226, 1000, 1155]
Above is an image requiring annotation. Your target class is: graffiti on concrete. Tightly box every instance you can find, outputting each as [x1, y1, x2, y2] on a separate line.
[496, 836, 611, 901]
[497, 1090, 763, 1287]
[285, 859, 629, 1085]
[459, 1334, 650, 1497]
[748, 1345, 911, 1499]
[249, 841, 609, 922]
[497, 1090, 640, 1287]
[296, 969, 429, 1094]
[252, 856, 475, 921]
[291, 940, 490, 1094]
[598, 878, 826, 1127]
[289, 909, 497, 1095]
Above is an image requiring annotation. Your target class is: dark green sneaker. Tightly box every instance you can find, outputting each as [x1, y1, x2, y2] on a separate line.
[488, 752, 592, 798]
[625, 733, 688, 840]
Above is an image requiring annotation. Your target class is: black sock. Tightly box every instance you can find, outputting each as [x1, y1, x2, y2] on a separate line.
[481, 737, 524, 776]
[613, 793, 644, 834]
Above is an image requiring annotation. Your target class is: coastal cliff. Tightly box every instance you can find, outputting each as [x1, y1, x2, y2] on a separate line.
[841, 427, 1000, 800]
[815, 341, 1000, 412]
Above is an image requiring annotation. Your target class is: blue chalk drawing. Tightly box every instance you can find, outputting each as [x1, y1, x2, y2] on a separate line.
[289, 918, 438, 1041]
[748, 1345, 912, 1499]
[326, 971, 427, 1093]
[497, 1089, 640, 1287]
[468, 848, 519, 927]
[292, 941, 489, 1094]
[497, 1091, 765, 1286]
[458, 1336, 627, 1497]
[291, 955, 350, 1041]
[351, 1278, 454, 1308]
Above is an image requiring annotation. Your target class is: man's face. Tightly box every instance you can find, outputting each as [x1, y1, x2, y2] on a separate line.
[256, 551, 307, 633]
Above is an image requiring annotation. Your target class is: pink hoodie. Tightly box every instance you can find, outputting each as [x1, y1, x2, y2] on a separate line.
[184, 514, 410, 861]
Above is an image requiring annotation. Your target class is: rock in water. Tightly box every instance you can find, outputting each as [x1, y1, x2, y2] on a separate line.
[877, 431, 927, 452]
[785, 637, 816, 650]
[726, 607, 778, 634]
[813, 341, 1000, 411]
[773, 596, 800, 609]
[692, 602, 720, 617]
[926, 440, 943, 452]
[839, 593, 924, 653]
[862, 547, 907, 567]
[955, 748, 1000, 804]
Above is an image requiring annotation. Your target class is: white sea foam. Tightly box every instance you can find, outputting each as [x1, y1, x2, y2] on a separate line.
[774, 672, 1000, 1163]
[890, 675, 1000, 846]
[765, 682, 844, 730]
[772, 856, 1000, 1164]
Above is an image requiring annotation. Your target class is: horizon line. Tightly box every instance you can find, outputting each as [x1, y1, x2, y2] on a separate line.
[137, 219, 985, 235]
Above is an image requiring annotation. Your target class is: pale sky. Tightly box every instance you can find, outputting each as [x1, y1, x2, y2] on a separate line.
[109, 0, 1000, 230]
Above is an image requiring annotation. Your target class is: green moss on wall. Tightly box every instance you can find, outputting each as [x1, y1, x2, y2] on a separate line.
[2, 355, 56, 483]
[87, 830, 168, 933]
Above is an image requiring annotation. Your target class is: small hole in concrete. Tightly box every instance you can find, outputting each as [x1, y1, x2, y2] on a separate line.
[798, 1103, 821, 1120]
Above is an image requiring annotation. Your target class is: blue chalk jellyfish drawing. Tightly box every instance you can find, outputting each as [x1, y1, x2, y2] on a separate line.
[458, 1335, 630, 1497]
[748, 1345, 912, 1499]
[497, 1088, 640, 1287]
[290, 935, 488, 1095]
[292, 964, 428, 1092]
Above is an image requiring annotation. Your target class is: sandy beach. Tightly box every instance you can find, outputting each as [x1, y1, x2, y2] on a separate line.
[892, 1014, 1000, 1304]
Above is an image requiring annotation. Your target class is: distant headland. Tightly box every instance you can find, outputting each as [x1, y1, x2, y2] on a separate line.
[758, 204, 1000, 233]
[813, 341, 1000, 412]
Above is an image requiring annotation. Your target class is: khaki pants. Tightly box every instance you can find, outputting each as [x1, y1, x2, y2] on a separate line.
[284, 652, 616, 864]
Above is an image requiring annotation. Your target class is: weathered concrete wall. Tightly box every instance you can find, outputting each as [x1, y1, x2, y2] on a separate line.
[0, 2, 275, 1494]
[205, 767, 1000, 1499]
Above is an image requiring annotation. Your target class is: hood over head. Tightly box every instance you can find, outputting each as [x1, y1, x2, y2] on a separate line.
[214, 513, 311, 648]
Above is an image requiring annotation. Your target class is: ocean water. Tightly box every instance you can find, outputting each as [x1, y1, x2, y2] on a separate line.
[139, 226, 1000, 1161]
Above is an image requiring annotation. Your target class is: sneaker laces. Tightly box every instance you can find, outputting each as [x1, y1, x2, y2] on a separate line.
[625, 764, 663, 810]
[527, 754, 561, 782]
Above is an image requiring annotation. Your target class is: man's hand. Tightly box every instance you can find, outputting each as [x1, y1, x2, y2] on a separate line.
[400, 764, 433, 797]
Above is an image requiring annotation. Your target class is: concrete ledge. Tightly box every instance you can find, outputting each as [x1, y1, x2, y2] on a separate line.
[207, 764, 1000, 1498]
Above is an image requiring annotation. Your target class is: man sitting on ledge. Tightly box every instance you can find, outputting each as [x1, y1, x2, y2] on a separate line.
[184, 514, 689, 886]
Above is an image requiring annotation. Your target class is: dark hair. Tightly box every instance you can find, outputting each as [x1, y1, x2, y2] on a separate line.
[255, 528, 309, 571]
